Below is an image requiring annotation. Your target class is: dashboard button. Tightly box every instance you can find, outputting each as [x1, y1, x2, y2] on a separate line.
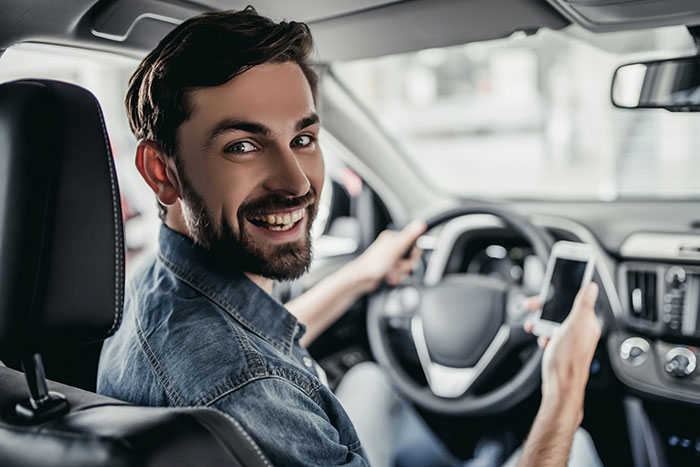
[669, 435, 680, 447]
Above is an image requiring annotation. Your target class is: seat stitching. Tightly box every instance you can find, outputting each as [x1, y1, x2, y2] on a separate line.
[91, 96, 124, 335]
[179, 406, 272, 467]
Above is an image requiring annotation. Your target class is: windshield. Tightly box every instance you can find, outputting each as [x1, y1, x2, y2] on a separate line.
[334, 25, 700, 201]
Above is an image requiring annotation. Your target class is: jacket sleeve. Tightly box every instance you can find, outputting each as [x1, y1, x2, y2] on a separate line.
[210, 377, 369, 467]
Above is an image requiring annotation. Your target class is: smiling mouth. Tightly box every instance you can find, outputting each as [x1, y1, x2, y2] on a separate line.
[246, 207, 306, 232]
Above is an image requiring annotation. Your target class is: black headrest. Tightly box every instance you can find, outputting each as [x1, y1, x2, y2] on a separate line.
[0, 79, 124, 355]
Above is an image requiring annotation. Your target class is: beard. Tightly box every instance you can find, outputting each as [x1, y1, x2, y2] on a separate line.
[177, 170, 316, 281]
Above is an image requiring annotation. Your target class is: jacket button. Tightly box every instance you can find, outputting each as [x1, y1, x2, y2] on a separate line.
[303, 356, 313, 368]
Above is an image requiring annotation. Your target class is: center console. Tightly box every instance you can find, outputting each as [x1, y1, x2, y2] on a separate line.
[614, 263, 700, 397]
[612, 262, 700, 465]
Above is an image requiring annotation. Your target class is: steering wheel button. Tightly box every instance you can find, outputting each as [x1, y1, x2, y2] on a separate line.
[400, 287, 421, 310]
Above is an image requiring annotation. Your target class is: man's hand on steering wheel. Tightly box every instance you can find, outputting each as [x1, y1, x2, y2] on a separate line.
[350, 220, 426, 291]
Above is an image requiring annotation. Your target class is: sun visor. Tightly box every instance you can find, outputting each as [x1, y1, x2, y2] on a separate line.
[310, 0, 569, 62]
[86, 0, 570, 61]
[546, 0, 700, 32]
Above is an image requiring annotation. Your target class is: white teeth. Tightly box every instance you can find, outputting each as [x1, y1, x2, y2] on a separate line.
[292, 210, 304, 222]
[266, 222, 295, 231]
[250, 208, 306, 229]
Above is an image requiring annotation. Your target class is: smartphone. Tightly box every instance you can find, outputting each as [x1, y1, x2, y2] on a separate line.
[532, 241, 596, 337]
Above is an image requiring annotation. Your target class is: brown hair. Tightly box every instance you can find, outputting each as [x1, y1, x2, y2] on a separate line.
[125, 7, 318, 219]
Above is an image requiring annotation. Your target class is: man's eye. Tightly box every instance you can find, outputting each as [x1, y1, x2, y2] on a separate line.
[224, 141, 257, 154]
[292, 135, 315, 148]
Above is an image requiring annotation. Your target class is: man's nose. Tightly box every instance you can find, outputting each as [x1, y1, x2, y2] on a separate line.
[263, 146, 311, 197]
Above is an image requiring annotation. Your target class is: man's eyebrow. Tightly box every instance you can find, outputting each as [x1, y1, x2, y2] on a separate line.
[296, 113, 320, 131]
[204, 119, 271, 148]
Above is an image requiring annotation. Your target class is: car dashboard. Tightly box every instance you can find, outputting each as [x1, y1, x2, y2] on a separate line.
[420, 202, 700, 465]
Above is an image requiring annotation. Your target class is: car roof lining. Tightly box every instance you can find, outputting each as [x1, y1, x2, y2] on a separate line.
[3, 0, 700, 62]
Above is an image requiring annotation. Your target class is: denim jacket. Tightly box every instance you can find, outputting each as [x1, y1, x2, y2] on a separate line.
[97, 225, 367, 466]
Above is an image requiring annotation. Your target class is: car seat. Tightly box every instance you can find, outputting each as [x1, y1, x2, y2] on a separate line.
[0, 79, 272, 467]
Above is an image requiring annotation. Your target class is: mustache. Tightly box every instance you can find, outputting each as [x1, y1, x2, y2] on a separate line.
[238, 191, 316, 218]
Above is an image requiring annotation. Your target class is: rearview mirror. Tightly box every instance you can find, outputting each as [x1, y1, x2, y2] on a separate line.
[611, 56, 700, 111]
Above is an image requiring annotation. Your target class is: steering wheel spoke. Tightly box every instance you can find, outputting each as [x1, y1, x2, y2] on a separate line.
[504, 285, 538, 348]
[411, 315, 510, 398]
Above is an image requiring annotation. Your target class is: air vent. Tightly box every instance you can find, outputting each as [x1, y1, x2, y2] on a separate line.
[627, 270, 657, 322]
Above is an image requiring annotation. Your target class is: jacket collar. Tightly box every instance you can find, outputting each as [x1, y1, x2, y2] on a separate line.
[156, 225, 304, 354]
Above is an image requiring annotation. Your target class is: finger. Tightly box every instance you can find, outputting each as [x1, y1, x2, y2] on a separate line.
[385, 271, 405, 286]
[395, 220, 427, 256]
[537, 336, 550, 348]
[394, 259, 416, 275]
[524, 296, 541, 312]
[524, 317, 534, 334]
[385, 275, 400, 286]
[409, 245, 422, 262]
[570, 282, 599, 318]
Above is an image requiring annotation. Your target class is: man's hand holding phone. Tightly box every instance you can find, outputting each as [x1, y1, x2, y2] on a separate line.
[526, 240, 602, 407]
[524, 283, 601, 413]
[517, 259, 602, 466]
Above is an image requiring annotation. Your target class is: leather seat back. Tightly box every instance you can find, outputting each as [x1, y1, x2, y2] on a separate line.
[0, 79, 272, 467]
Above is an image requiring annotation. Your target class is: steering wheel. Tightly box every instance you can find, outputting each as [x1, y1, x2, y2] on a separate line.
[367, 206, 554, 416]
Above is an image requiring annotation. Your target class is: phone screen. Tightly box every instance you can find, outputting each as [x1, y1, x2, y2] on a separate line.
[540, 258, 588, 323]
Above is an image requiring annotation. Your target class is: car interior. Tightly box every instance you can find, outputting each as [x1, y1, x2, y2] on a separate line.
[2, 1, 700, 466]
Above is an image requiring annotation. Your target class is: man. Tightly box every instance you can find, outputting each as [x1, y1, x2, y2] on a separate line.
[97, 8, 602, 466]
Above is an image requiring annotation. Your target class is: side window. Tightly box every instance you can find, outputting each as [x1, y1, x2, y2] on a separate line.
[0, 44, 160, 275]
[315, 132, 393, 257]
[0, 45, 393, 284]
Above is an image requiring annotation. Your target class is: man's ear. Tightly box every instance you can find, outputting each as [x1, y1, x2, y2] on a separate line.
[135, 140, 180, 206]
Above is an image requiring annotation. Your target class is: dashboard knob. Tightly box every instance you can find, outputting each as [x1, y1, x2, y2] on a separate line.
[620, 337, 650, 366]
[664, 347, 697, 378]
[665, 266, 687, 287]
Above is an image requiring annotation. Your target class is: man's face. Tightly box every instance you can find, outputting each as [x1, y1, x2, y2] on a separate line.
[174, 62, 324, 280]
